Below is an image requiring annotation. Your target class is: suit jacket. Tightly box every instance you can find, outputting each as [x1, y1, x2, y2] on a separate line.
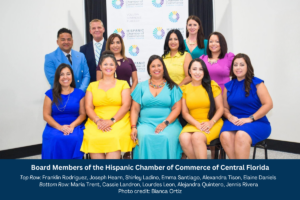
[44, 47, 90, 91]
[80, 40, 106, 82]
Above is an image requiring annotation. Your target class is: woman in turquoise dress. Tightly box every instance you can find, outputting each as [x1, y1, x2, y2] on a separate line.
[130, 55, 183, 159]
[184, 15, 208, 59]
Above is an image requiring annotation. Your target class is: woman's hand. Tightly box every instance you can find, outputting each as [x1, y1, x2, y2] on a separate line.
[97, 119, 113, 132]
[60, 125, 72, 135]
[131, 128, 137, 141]
[196, 121, 213, 134]
[155, 123, 167, 134]
[228, 115, 240, 125]
[234, 118, 253, 126]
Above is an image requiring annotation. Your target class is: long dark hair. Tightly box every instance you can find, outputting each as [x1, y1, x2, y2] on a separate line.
[188, 58, 215, 119]
[207, 32, 228, 59]
[230, 53, 254, 97]
[186, 15, 205, 49]
[147, 55, 178, 90]
[162, 29, 185, 58]
[52, 64, 75, 106]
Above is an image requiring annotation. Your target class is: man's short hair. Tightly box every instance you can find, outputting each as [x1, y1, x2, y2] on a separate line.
[89, 19, 104, 29]
[57, 28, 72, 38]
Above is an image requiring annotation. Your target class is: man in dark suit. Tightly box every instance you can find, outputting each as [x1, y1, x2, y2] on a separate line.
[80, 19, 106, 82]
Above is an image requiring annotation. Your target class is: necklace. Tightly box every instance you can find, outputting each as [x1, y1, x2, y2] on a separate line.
[208, 58, 218, 64]
[187, 38, 197, 45]
[56, 88, 72, 112]
[149, 79, 166, 89]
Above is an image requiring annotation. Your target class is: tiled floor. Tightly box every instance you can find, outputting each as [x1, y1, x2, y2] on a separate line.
[21, 147, 300, 159]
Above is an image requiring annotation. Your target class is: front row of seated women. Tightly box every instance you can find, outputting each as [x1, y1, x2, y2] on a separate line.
[42, 51, 273, 160]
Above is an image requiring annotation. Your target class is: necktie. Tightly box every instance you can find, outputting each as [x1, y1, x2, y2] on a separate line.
[95, 42, 102, 65]
[66, 54, 72, 65]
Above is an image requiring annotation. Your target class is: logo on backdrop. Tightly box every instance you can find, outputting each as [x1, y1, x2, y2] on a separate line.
[129, 45, 140, 56]
[169, 11, 180, 22]
[112, 0, 124, 9]
[152, 0, 164, 7]
[114, 28, 125, 38]
[153, 27, 165, 39]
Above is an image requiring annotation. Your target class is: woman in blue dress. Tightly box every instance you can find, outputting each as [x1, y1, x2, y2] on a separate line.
[220, 54, 273, 159]
[42, 64, 86, 159]
[130, 55, 183, 159]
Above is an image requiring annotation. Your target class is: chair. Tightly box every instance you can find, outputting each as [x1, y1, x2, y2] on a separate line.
[209, 138, 226, 159]
[252, 140, 268, 159]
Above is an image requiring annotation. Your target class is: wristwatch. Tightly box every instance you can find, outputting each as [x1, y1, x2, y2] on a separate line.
[110, 118, 116, 123]
[249, 115, 255, 122]
[163, 120, 170, 126]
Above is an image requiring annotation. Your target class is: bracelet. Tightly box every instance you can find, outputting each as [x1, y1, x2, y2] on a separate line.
[93, 117, 99, 123]
[131, 125, 137, 128]
[95, 118, 101, 124]
[212, 119, 217, 124]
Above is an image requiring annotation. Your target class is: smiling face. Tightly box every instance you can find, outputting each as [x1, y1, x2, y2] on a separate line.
[59, 67, 72, 87]
[89, 21, 105, 41]
[57, 33, 73, 53]
[233, 58, 247, 80]
[208, 34, 221, 54]
[149, 59, 164, 79]
[187, 19, 199, 35]
[189, 61, 204, 82]
[109, 37, 122, 55]
[100, 57, 116, 76]
[168, 33, 179, 51]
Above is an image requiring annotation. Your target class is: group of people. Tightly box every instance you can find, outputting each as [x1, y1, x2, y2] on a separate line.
[42, 16, 273, 160]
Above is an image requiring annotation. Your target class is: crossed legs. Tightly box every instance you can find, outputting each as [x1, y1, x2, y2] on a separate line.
[179, 132, 207, 159]
[220, 130, 252, 159]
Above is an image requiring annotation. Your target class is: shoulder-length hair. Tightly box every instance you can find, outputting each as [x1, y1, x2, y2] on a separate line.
[162, 29, 185, 58]
[147, 55, 178, 90]
[230, 53, 254, 97]
[52, 64, 76, 106]
[207, 32, 228, 59]
[188, 58, 216, 119]
[186, 15, 205, 49]
[106, 33, 127, 60]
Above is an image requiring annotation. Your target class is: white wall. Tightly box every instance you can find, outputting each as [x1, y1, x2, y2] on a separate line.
[0, 0, 85, 151]
[214, 0, 300, 143]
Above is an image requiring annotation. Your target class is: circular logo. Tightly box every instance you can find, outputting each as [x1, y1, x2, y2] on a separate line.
[152, 0, 164, 7]
[153, 27, 165, 39]
[129, 45, 140, 56]
[169, 11, 180, 22]
[113, 28, 125, 38]
[112, 0, 124, 9]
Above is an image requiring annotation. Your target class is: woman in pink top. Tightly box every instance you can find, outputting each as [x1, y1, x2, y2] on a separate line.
[200, 32, 234, 92]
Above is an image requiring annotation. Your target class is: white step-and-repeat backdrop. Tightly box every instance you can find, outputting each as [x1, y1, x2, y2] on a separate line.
[107, 0, 188, 82]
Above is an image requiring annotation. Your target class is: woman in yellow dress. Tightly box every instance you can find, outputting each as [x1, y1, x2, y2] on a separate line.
[81, 50, 135, 159]
[162, 29, 192, 87]
[180, 58, 224, 159]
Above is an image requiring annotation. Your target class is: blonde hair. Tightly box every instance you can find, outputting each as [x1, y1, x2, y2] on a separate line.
[89, 19, 104, 29]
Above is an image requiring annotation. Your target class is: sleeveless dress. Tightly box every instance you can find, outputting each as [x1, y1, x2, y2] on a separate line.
[163, 51, 188, 85]
[81, 79, 135, 153]
[200, 53, 235, 92]
[181, 81, 223, 145]
[131, 80, 183, 159]
[220, 77, 271, 145]
[184, 39, 208, 59]
[42, 88, 85, 159]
